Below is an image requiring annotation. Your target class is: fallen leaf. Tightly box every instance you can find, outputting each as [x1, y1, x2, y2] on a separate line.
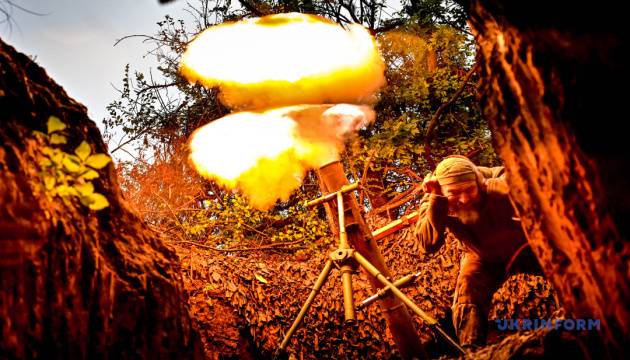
[255, 273, 268, 284]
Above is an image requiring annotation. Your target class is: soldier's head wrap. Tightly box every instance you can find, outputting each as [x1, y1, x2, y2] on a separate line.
[434, 155, 477, 185]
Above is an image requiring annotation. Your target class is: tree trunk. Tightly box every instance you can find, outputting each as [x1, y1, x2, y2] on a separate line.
[0, 40, 203, 359]
[427, 50, 439, 72]
[457, 1, 630, 358]
[363, 160, 392, 212]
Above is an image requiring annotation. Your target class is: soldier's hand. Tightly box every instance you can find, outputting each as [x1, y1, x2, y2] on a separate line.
[474, 166, 488, 193]
[422, 173, 442, 195]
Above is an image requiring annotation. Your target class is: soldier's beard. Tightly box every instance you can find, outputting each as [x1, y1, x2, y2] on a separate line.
[456, 208, 480, 225]
[448, 197, 481, 226]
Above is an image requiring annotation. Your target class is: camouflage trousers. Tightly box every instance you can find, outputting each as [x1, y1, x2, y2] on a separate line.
[452, 246, 544, 348]
[452, 254, 506, 348]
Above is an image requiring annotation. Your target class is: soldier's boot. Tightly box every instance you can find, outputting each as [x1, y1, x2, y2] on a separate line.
[452, 303, 487, 350]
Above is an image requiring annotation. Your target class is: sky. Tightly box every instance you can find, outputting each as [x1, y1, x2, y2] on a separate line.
[1, 0, 191, 159]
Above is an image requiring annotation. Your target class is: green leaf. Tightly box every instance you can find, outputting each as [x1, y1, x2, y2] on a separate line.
[50, 134, 67, 144]
[39, 158, 52, 167]
[75, 141, 92, 161]
[33, 130, 48, 137]
[73, 182, 95, 196]
[47, 116, 66, 134]
[85, 154, 111, 169]
[62, 155, 81, 173]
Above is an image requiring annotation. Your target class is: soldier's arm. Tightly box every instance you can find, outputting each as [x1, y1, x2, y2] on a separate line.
[477, 166, 509, 198]
[414, 192, 449, 255]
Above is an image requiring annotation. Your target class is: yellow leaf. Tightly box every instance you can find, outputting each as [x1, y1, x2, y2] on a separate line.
[50, 149, 63, 166]
[81, 169, 100, 180]
[254, 273, 268, 284]
[55, 184, 69, 196]
[47, 116, 66, 134]
[80, 193, 109, 210]
[85, 153, 111, 169]
[66, 186, 79, 197]
[62, 155, 81, 173]
[44, 176, 56, 190]
[50, 134, 67, 144]
[74, 141, 91, 161]
[88, 193, 109, 210]
[73, 182, 94, 196]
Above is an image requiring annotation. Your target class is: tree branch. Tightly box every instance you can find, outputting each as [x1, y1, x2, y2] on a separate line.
[424, 63, 478, 170]
[237, 0, 266, 17]
[136, 81, 187, 95]
[169, 238, 305, 252]
[359, 149, 377, 207]
[386, 167, 422, 182]
[371, 19, 405, 35]
[370, 183, 423, 216]
[109, 126, 154, 154]
[338, 1, 361, 24]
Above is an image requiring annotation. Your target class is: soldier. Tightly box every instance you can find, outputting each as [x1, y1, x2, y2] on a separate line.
[414, 155, 543, 350]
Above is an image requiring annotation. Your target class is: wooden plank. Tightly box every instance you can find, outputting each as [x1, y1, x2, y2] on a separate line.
[372, 211, 419, 241]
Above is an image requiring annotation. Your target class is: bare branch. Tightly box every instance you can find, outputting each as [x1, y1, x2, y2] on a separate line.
[169, 238, 305, 252]
[338, 1, 361, 24]
[370, 183, 423, 216]
[359, 149, 377, 206]
[371, 19, 405, 35]
[237, 0, 266, 17]
[136, 81, 187, 95]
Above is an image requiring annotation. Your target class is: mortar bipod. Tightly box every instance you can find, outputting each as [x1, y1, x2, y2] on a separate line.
[357, 272, 422, 309]
[276, 184, 361, 359]
[274, 183, 466, 357]
[356, 271, 465, 355]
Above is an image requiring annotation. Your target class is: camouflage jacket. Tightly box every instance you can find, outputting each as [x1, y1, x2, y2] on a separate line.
[414, 167, 527, 264]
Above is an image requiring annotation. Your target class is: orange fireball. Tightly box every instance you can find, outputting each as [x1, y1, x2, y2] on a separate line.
[189, 105, 374, 210]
